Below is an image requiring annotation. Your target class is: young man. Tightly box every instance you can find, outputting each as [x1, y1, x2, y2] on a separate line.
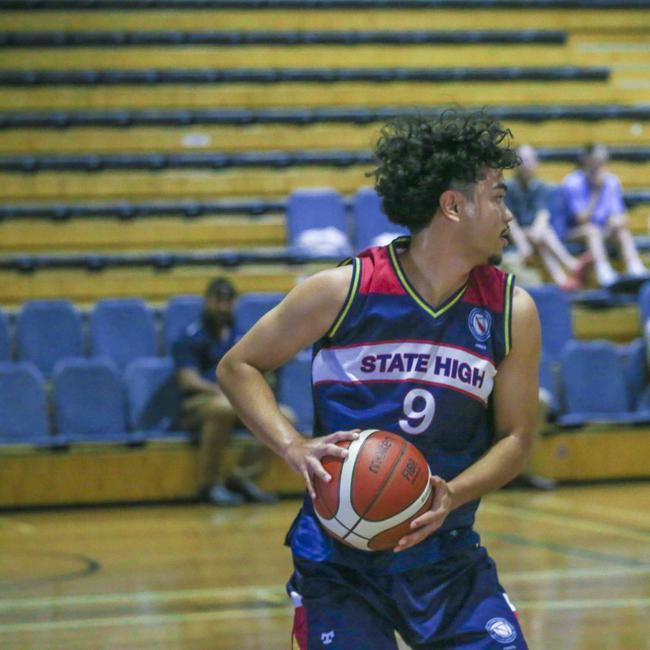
[562, 143, 647, 287]
[218, 113, 539, 648]
[507, 144, 590, 291]
[172, 277, 277, 506]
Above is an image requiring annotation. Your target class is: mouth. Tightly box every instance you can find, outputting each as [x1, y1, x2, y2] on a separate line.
[500, 230, 511, 244]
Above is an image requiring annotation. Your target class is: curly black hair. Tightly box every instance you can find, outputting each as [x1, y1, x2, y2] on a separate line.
[369, 112, 519, 232]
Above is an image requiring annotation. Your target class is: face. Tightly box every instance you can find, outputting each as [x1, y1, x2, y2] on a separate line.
[203, 295, 235, 331]
[461, 168, 512, 266]
[516, 145, 538, 184]
[584, 148, 608, 186]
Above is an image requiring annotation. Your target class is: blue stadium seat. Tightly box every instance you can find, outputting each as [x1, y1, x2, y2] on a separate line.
[125, 357, 184, 439]
[557, 340, 650, 427]
[52, 358, 132, 444]
[0, 362, 54, 446]
[538, 352, 559, 417]
[526, 284, 574, 363]
[353, 187, 408, 251]
[638, 281, 650, 325]
[618, 338, 648, 409]
[278, 350, 314, 435]
[234, 292, 285, 339]
[286, 188, 352, 257]
[16, 299, 84, 375]
[0, 308, 10, 361]
[163, 295, 203, 352]
[90, 298, 157, 370]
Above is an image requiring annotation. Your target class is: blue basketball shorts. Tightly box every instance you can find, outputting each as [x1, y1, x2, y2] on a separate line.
[287, 545, 528, 649]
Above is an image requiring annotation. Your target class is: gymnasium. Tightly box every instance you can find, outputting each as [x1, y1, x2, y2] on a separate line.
[0, 1, 649, 648]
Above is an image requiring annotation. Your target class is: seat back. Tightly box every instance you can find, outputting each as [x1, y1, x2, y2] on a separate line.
[286, 188, 352, 257]
[91, 298, 157, 369]
[560, 340, 630, 415]
[0, 362, 49, 440]
[353, 187, 408, 251]
[234, 292, 285, 339]
[163, 295, 203, 352]
[526, 284, 574, 363]
[278, 350, 314, 435]
[0, 309, 10, 361]
[125, 357, 180, 432]
[17, 299, 84, 375]
[52, 358, 126, 436]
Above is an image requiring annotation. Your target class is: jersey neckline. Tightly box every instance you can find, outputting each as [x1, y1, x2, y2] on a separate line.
[387, 236, 468, 320]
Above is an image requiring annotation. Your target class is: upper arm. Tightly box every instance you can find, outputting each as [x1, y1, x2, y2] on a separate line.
[220, 264, 354, 373]
[492, 286, 541, 442]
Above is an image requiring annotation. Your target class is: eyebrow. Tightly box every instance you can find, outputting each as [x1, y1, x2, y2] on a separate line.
[493, 182, 508, 193]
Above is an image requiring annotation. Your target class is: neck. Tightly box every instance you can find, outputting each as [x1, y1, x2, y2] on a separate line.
[398, 228, 475, 307]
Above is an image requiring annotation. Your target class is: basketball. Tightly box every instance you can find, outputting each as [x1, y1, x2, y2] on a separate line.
[313, 429, 433, 551]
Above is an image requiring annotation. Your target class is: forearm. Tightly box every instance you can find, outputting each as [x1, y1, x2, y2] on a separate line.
[447, 431, 532, 510]
[217, 357, 302, 458]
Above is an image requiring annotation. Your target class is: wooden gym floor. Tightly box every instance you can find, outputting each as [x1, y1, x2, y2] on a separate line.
[0, 483, 649, 649]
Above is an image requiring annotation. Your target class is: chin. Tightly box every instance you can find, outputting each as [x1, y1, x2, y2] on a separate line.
[487, 254, 502, 266]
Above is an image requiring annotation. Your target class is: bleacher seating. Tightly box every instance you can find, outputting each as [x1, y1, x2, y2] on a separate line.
[90, 298, 157, 369]
[52, 357, 134, 444]
[163, 295, 203, 352]
[0, 361, 53, 446]
[2, 0, 650, 501]
[278, 349, 314, 435]
[16, 299, 83, 375]
[0, 309, 10, 361]
[287, 188, 352, 257]
[125, 356, 182, 439]
[557, 340, 650, 427]
[233, 292, 285, 339]
[353, 187, 408, 251]
[526, 284, 575, 363]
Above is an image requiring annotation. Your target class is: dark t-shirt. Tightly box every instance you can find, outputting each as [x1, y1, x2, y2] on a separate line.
[505, 178, 549, 228]
[171, 321, 236, 386]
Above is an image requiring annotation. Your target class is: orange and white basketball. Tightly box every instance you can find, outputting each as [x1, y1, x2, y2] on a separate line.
[313, 429, 433, 551]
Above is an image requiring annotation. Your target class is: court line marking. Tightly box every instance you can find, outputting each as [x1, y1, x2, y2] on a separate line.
[482, 501, 650, 543]
[4, 563, 650, 613]
[1, 598, 649, 634]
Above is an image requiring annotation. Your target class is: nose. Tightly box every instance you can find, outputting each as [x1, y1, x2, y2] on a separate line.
[504, 207, 514, 224]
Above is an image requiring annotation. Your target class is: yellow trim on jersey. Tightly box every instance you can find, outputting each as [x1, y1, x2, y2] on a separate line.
[388, 238, 466, 319]
[326, 256, 361, 338]
[504, 272, 514, 355]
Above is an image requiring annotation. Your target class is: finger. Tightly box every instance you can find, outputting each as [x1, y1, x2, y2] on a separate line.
[327, 429, 361, 443]
[307, 456, 332, 485]
[321, 442, 350, 460]
[303, 469, 316, 500]
[394, 523, 440, 552]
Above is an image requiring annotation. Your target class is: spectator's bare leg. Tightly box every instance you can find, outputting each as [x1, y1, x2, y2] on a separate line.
[198, 395, 238, 492]
[610, 216, 646, 275]
[580, 223, 617, 286]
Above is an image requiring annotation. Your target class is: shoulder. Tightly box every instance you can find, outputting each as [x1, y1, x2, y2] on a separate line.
[563, 170, 584, 187]
[511, 286, 541, 347]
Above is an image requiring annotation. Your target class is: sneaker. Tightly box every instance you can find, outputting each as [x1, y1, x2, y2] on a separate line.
[226, 476, 279, 504]
[202, 484, 245, 507]
[595, 264, 618, 288]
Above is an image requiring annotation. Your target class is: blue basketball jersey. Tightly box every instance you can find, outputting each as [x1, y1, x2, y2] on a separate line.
[286, 237, 515, 574]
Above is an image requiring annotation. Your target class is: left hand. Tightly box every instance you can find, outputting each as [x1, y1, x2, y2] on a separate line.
[393, 475, 454, 552]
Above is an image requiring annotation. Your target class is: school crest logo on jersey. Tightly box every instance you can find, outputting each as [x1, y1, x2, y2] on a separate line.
[485, 617, 517, 644]
[468, 308, 492, 343]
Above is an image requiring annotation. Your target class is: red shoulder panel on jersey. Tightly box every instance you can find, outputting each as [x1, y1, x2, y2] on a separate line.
[462, 265, 507, 312]
[358, 245, 407, 296]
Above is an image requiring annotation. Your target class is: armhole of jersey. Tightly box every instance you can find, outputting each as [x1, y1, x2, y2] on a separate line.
[325, 257, 361, 339]
[504, 272, 515, 356]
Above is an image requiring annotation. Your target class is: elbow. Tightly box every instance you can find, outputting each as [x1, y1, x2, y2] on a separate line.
[216, 350, 234, 386]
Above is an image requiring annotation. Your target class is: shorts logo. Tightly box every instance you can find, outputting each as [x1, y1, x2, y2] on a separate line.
[468, 308, 492, 343]
[321, 630, 335, 645]
[485, 617, 517, 644]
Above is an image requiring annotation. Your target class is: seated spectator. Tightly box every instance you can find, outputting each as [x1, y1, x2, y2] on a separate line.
[506, 144, 590, 291]
[172, 277, 278, 506]
[562, 143, 648, 287]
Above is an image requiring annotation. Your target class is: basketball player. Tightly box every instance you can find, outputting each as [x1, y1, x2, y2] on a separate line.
[217, 113, 539, 649]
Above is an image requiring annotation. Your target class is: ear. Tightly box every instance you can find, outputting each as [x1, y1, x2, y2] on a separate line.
[439, 190, 463, 223]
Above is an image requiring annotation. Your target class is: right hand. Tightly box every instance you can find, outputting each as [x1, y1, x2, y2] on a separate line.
[283, 429, 361, 499]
